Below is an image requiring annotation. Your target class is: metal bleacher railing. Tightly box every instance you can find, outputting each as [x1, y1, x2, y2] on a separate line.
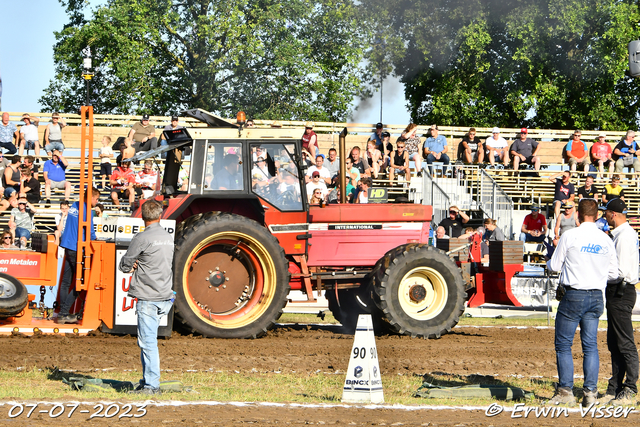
[475, 168, 514, 239]
[421, 169, 450, 227]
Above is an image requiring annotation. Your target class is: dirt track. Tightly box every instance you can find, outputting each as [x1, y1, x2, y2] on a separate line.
[1, 324, 638, 426]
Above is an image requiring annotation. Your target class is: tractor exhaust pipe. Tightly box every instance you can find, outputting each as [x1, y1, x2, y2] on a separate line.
[339, 127, 348, 204]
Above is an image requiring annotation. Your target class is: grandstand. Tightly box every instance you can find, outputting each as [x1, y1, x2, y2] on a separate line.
[2, 111, 637, 241]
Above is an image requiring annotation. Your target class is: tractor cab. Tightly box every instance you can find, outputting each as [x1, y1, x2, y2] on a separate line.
[127, 109, 310, 214]
[188, 139, 306, 212]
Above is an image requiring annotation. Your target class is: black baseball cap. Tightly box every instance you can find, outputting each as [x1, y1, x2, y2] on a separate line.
[376, 122, 383, 129]
[603, 198, 627, 214]
[171, 115, 178, 121]
[142, 114, 150, 121]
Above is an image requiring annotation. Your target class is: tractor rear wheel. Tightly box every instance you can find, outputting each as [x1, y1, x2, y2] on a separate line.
[372, 245, 465, 338]
[173, 213, 290, 338]
[0, 273, 28, 317]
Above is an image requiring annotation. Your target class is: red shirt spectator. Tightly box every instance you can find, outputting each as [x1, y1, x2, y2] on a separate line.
[301, 123, 318, 158]
[523, 211, 547, 232]
[112, 164, 136, 190]
[590, 134, 614, 179]
[567, 138, 587, 158]
[519, 205, 548, 243]
[591, 139, 612, 160]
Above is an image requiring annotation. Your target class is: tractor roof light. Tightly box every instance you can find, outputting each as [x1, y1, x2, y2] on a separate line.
[236, 111, 246, 126]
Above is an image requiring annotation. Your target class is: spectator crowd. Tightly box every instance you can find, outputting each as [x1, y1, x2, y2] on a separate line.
[1, 112, 639, 253]
[0, 112, 177, 248]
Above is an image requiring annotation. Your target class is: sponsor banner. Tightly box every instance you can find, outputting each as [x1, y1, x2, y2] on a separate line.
[115, 218, 175, 242]
[0, 253, 41, 278]
[114, 249, 169, 327]
[93, 218, 176, 242]
[94, 217, 119, 240]
[309, 222, 422, 231]
[510, 275, 560, 306]
[367, 187, 388, 204]
[329, 224, 382, 230]
[111, 220, 175, 327]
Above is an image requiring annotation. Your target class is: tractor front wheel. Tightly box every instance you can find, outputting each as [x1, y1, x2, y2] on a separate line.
[326, 286, 375, 334]
[373, 245, 465, 338]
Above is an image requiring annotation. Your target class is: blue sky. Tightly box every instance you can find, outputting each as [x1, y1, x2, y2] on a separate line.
[0, 0, 410, 126]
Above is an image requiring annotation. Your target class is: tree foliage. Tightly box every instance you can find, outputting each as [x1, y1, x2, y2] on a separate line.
[363, 0, 640, 130]
[42, 0, 367, 121]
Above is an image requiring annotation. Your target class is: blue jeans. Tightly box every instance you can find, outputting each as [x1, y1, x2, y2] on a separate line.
[555, 288, 604, 391]
[426, 153, 450, 165]
[426, 153, 450, 175]
[59, 249, 78, 317]
[45, 141, 65, 153]
[0, 141, 17, 154]
[15, 227, 31, 240]
[519, 232, 546, 243]
[136, 299, 172, 390]
[4, 187, 16, 198]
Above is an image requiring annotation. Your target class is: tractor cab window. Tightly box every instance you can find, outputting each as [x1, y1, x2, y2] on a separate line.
[250, 143, 303, 211]
[204, 143, 244, 191]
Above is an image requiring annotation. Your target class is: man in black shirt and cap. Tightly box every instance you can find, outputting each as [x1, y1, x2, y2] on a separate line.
[438, 205, 469, 237]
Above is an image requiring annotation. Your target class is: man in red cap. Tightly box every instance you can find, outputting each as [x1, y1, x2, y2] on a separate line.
[510, 127, 541, 171]
[305, 170, 327, 202]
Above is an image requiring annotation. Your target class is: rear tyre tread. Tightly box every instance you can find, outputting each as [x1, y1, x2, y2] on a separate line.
[173, 213, 290, 339]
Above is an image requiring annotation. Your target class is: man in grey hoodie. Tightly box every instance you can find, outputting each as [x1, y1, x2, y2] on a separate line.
[119, 200, 174, 395]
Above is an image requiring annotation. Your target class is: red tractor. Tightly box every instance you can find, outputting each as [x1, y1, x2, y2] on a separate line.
[0, 109, 523, 338]
[151, 110, 468, 339]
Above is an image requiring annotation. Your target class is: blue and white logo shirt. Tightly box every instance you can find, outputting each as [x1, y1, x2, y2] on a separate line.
[547, 222, 618, 290]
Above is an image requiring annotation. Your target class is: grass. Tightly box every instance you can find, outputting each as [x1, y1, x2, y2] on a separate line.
[281, 312, 640, 329]
[279, 312, 339, 325]
[0, 367, 610, 407]
[0, 314, 628, 406]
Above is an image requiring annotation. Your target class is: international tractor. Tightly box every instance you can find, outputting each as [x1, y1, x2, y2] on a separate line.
[0, 108, 525, 338]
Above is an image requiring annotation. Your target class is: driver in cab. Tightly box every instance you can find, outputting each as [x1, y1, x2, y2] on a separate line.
[211, 153, 242, 190]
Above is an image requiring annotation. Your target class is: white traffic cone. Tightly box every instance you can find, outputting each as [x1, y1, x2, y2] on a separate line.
[341, 314, 384, 404]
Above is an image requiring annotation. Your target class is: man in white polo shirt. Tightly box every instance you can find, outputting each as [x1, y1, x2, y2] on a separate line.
[305, 154, 331, 185]
[546, 199, 618, 407]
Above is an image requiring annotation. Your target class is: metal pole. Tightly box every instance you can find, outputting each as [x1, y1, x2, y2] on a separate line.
[546, 270, 550, 327]
[380, 76, 383, 123]
[339, 127, 348, 204]
[492, 184, 497, 219]
[76, 106, 94, 292]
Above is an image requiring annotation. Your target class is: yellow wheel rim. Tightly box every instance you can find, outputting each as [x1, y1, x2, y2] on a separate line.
[397, 267, 448, 320]
[181, 231, 277, 330]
